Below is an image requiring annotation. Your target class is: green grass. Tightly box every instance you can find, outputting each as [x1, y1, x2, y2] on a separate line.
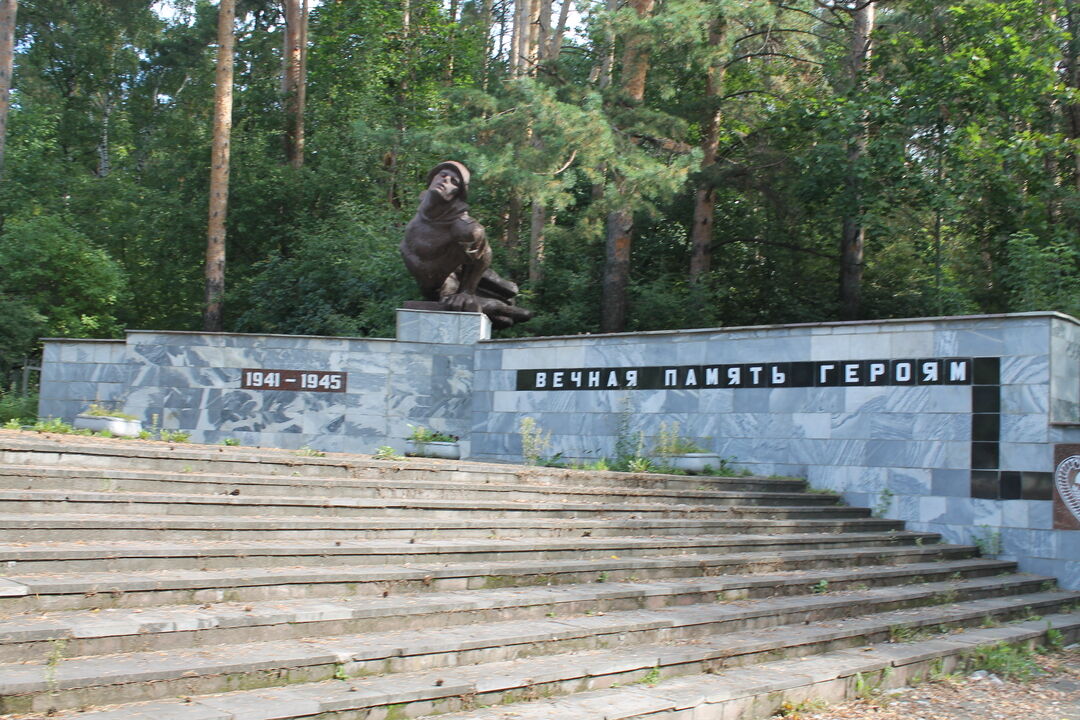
[0, 392, 38, 424]
[965, 642, 1042, 680]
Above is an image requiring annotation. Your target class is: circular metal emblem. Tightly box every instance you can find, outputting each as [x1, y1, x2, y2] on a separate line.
[1056, 454, 1080, 523]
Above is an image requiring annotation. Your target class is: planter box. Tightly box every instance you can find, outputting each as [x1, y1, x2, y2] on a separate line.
[407, 440, 461, 460]
[74, 414, 142, 437]
[663, 453, 721, 475]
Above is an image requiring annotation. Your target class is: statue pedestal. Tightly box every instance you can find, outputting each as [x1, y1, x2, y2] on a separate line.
[396, 306, 491, 344]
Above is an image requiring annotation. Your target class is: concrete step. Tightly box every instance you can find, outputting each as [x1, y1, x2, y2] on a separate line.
[0, 512, 906, 541]
[424, 614, 1080, 720]
[0, 558, 1015, 663]
[0, 464, 834, 506]
[0, 431, 1068, 720]
[0, 530, 941, 574]
[0, 488, 867, 521]
[728, 504, 871, 519]
[0, 543, 977, 613]
[0, 431, 806, 492]
[1, 583, 1074, 715]
[37, 612, 1080, 720]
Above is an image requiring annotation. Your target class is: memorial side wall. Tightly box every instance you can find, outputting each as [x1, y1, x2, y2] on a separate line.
[473, 312, 1080, 587]
[40, 326, 476, 456]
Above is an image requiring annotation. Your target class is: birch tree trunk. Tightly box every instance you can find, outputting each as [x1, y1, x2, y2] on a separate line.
[480, 0, 492, 89]
[587, 0, 618, 87]
[511, 0, 525, 75]
[204, 0, 236, 332]
[549, 0, 570, 59]
[526, 0, 541, 73]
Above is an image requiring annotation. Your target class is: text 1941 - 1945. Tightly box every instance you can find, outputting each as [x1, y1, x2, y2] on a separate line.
[241, 368, 347, 393]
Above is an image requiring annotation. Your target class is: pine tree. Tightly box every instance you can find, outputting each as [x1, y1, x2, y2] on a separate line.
[205, 0, 236, 332]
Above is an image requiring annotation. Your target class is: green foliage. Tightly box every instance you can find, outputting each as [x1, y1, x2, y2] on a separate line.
[0, 214, 125, 373]
[0, 392, 38, 424]
[32, 418, 75, 434]
[374, 446, 404, 461]
[296, 445, 326, 457]
[873, 488, 895, 519]
[232, 204, 415, 338]
[964, 642, 1041, 681]
[972, 525, 1003, 556]
[776, 699, 828, 718]
[518, 417, 552, 466]
[1004, 232, 1080, 316]
[82, 404, 138, 421]
[0, 0, 1076, 371]
[1044, 624, 1063, 650]
[408, 425, 459, 444]
[571, 458, 611, 472]
[653, 422, 706, 456]
[851, 671, 879, 700]
[635, 665, 661, 686]
[610, 397, 653, 472]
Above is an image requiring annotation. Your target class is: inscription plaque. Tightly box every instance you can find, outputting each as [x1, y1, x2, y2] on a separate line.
[241, 368, 346, 393]
[516, 357, 974, 391]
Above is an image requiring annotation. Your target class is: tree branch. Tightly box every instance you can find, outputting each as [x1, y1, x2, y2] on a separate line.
[817, 0, 875, 12]
[719, 88, 781, 102]
[538, 148, 577, 176]
[733, 27, 839, 46]
[776, 3, 843, 29]
[628, 132, 694, 154]
[715, 237, 838, 260]
[724, 51, 823, 69]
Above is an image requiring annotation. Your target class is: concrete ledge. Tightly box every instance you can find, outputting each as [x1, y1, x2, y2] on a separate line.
[24, 609, 1080, 719]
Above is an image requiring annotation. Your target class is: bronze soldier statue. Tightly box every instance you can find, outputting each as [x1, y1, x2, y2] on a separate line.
[401, 161, 532, 329]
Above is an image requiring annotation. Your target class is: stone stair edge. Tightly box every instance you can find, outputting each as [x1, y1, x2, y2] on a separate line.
[0, 543, 982, 599]
[0, 488, 833, 515]
[0, 512, 905, 531]
[0, 529, 941, 561]
[0, 463, 817, 501]
[4, 595, 1075, 720]
[2, 580, 1073, 694]
[0, 560, 1023, 648]
[40, 614, 1080, 720]
[424, 614, 1080, 720]
[0, 432, 800, 487]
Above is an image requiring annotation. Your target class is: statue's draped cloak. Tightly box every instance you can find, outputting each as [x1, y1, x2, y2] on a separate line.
[408, 190, 486, 261]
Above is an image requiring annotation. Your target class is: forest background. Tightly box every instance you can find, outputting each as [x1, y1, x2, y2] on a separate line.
[0, 0, 1079, 390]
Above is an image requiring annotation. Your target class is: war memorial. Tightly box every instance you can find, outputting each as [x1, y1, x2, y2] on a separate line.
[3, 161, 1077, 718]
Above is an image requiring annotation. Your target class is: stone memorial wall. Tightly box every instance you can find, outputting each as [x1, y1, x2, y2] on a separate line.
[40, 310, 479, 456]
[39, 310, 1080, 587]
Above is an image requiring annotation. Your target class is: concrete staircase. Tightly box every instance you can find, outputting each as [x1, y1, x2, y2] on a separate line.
[0, 430, 1075, 720]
